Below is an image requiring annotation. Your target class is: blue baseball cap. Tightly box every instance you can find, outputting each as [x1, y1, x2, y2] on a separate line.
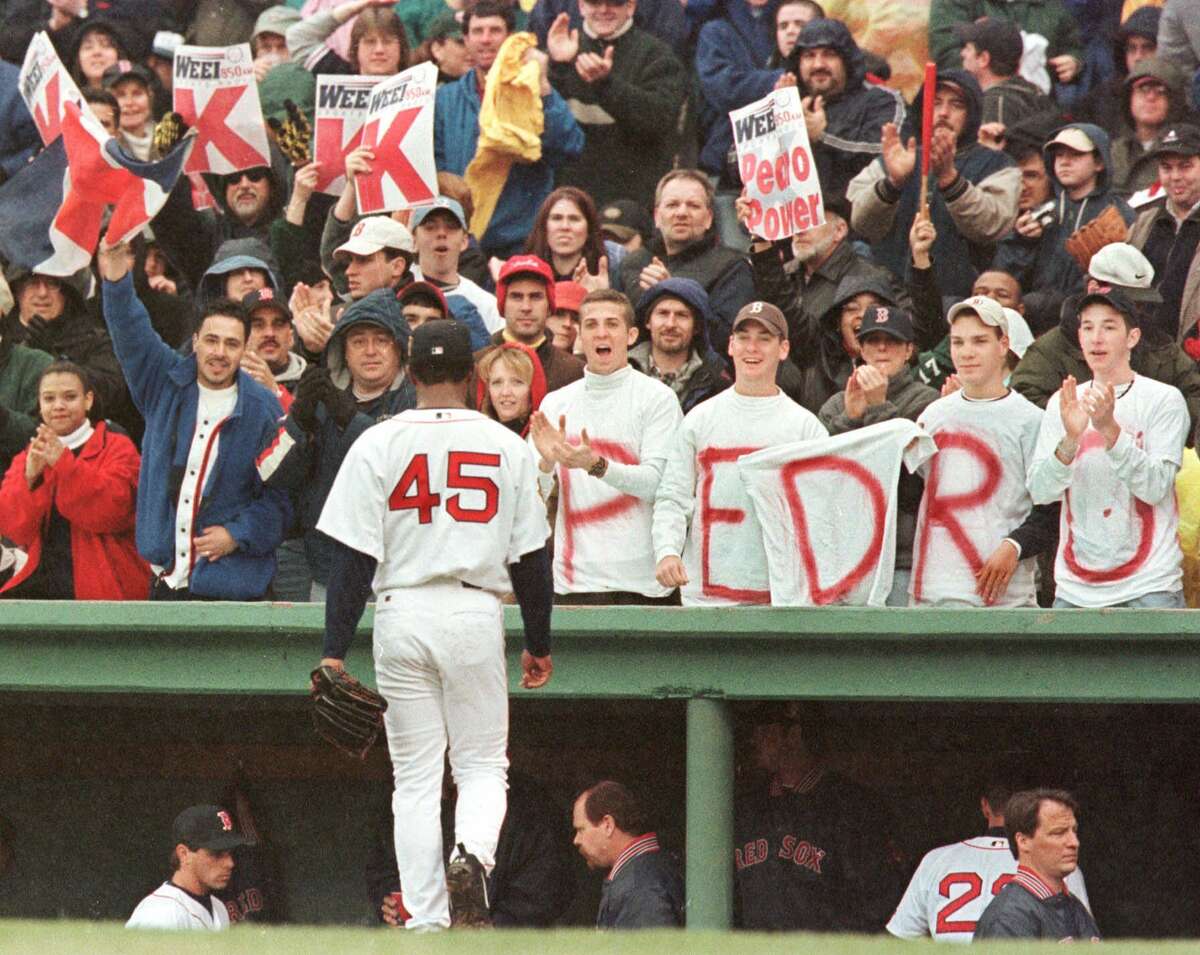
[411, 196, 468, 230]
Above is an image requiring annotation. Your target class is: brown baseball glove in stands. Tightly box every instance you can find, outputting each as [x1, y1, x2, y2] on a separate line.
[1064, 205, 1128, 273]
[267, 99, 312, 167]
[310, 666, 388, 759]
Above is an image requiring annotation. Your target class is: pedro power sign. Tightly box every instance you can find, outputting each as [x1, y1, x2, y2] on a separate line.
[730, 86, 824, 242]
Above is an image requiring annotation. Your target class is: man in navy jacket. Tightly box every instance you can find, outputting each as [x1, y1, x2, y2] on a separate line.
[97, 241, 290, 600]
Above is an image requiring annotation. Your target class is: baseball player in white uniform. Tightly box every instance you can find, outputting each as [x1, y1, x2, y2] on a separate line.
[126, 804, 249, 931]
[888, 788, 1089, 942]
[316, 320, 554, 931]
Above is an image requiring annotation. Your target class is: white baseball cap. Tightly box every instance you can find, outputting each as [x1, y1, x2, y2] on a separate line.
[1087, 242, 1161, 302]
[334, 216, 416, 260]
[946, 295, 1009, 335]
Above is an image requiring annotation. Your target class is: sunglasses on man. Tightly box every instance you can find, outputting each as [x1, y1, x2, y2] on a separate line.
[224, 167, 271, 188]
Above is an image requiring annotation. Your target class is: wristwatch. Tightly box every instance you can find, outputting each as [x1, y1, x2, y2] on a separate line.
[587, 455, 608, 479]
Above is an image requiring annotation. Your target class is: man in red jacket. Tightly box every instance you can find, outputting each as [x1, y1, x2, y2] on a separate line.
[0, 360, 149, 599]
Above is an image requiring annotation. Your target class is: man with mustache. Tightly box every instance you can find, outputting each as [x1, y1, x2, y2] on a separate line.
[847, 69, 1019, 299]
[788, 18, 906, 200]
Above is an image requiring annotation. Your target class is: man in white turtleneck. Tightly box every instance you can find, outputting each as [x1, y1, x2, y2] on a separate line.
[653, 301, 827, 606]
[531, 289, 682, 604]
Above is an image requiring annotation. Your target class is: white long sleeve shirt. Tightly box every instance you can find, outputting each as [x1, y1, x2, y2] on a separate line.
[653, 387, 827, 606]
[538, 365, 682, 595]
[1027, 375, 1188, 606]
[911, 390, 1043, 607]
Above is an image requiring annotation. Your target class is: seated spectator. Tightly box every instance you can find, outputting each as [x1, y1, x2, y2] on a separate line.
[910, 297, 1056, 608]
[530, 0, 690, 59]
[0, 361, 149, 600]
[548, 0, 688, 210]
[68, 17, 139, 92]
[102, 62, 161, 161]
[572, 781, 683, 929]
[257, 289, 416, 600]
[435, 0, 584, 259]
[475, 256, 584, 394]
[1128, 124, 1200, 347]
[598, 199, 651, 254]
[531, 289, 682, 605]
[411, 13, 470, 85]
[618, 170, 756, 356]
[653, 303, 826, 606]
[97, 243, 290, 601]
[526, 187, 625, 285]
[818, 306, 938, 604]
[848, 70, 1019, 299]
[397, 280, 450, 333]
[477, 342, 547, 436]
[734, 702, 904, 932]
[993, 124, 1134, 300]
[241, 289, 306, 412]
[1029, 289, 1190, 608]
[1110, 58, 1190, 198]
[746, 198, 910, 365]
[330, 216, 415, 302]
[787, 18, 906, 200]
[410, 198, 501, 347]
[549, 281, 585, 353]
[83, 86, 121, 137]
[432, 172, 490, 288]
[367, 769, 576, 928]
[788, 272, 906, 414]
[2, 265, 129, 432]
[928, 0, 1083, 90]
[1075, 7, 1159, 138]
[288, 0, 410, 76]
[955, 18, 1053, 141]
[0, 326, 52, 477]
[630, 278, 730, 413]
[197, 239, 283, 313]
[152, 141, 295, 296]
[251, 6, 300, 82]
[1011, 242, 1200, 436]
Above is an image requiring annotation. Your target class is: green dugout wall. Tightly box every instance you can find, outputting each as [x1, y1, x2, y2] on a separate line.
[3, 602, 1200, 931]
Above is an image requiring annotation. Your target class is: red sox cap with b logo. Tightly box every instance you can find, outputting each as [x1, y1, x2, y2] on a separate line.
[732, 300, 788, 339]
[171, 805, 251, 851]
[856, 305, 914, 342]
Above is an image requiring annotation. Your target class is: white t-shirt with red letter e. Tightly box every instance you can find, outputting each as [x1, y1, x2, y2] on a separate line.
[887, 833, 1090, 943]
[537, 365, 682, 596]
[652, 387, 827, 606]
[1027, 375, 1189, 607]
[911, 390, 1044, 607]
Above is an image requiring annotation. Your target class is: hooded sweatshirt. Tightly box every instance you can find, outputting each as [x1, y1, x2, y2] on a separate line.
[1110, 57, 1189, 197]
[196, 239, 284, 313]
[629, 277, 730, 413]
[847, 70, 1018, 300]
[786, 19, 906, 200]
[1074, 7, 1161, 138]
[257, 288, 417, 585]
[993, 122, 1135, 296]
[475, 339, 549, 437]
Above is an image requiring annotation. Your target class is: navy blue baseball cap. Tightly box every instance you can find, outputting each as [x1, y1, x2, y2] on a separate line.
[172, 805, 250, 851]
[857, 305, 915, 343]
[410, 318, 473, 370]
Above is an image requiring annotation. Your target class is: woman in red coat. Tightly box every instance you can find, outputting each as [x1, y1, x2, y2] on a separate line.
[0, 360, 150, 599]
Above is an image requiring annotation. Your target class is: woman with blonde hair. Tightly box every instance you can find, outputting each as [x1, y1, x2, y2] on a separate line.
[476, 342, 547, 437]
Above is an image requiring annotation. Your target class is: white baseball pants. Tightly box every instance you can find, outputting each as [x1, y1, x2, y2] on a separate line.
[372, 581, 509, 931]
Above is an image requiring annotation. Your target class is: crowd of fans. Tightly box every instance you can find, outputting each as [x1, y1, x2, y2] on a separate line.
[0, 0, 1198, 609]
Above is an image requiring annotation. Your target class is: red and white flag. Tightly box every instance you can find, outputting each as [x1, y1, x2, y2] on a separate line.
[355, 62, 437, 214]
[173, 43, 271, 175]
[737, 420, 935, 606]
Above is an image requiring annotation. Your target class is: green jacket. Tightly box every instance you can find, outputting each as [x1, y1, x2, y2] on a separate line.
[929, 0, 1082, 71]
[0, 336, 52, 474]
